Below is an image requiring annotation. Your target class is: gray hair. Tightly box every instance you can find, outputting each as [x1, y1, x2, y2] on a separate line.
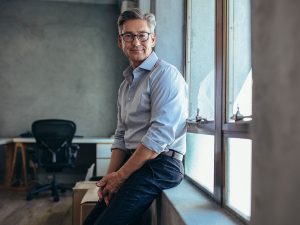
[117, 8, 156, 34]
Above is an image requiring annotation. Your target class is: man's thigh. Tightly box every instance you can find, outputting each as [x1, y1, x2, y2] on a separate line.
[90, 156, 183, 225]
[93, 164, 160, 225]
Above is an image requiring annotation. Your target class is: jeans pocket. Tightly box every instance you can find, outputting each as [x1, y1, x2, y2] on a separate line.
[147, 155, 184, 190]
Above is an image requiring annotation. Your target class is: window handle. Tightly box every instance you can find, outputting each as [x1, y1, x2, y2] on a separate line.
[186, 108, 213, 125]
[230, 107, 252, 122]
[195, 108, 208, 123]
[186, 108, 208, 124]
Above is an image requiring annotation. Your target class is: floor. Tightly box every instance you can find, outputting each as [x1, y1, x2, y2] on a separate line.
[0, 189, 72, 225]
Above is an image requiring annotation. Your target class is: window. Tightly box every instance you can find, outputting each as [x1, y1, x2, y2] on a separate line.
[225, 138, 252, 219]
[186, 133, 215, 193]
[185, 0, 216, 196]
[227, 0, 252, 122]
[186, 0, 215, 121]
[185, 0, 252, 223]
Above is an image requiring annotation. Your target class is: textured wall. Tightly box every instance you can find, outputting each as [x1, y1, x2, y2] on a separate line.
[0, 1, 127, 137]
[251, 0, 300, 224]
[154, 0, 185, 74]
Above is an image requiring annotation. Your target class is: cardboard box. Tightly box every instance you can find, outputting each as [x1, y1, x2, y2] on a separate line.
[80, 186, 99, 225]
[72, 181, 96, 225]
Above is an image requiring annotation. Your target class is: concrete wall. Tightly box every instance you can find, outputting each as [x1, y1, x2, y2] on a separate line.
[0, 1, 127, 137]
[251, 0, 300, 224]
[154, 0, 185, 74]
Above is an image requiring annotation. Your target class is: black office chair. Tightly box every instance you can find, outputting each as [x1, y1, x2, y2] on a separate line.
[26, 119, 79, 202]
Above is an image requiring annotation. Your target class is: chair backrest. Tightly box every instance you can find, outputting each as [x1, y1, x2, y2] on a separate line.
[32, 119, 76, 169]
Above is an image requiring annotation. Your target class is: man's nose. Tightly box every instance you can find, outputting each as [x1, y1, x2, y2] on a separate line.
[132, 36, 141, 45]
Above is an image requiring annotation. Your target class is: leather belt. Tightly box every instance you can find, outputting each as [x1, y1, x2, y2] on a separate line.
[161, 150, 184, 161]
[127, 149, 183, 161]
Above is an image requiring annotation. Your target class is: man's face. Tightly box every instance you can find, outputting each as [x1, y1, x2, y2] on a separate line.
[118, 19, 156, 68]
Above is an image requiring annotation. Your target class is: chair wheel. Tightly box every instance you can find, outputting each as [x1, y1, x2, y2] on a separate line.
[53, 196, 59, 202]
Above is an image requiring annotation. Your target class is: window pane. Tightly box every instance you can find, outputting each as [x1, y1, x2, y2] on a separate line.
[185, 133, 214, 193]
[226, 138, 252, 219]
[188, 0, 215, 121]
[227, 0, 252, 121]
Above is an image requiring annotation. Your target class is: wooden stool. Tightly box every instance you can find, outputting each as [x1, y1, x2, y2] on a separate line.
[9, 143, 28, 188]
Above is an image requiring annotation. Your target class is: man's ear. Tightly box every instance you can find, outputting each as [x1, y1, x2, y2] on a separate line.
[151, 33, 156, 48]
[118, 35, 123, 49]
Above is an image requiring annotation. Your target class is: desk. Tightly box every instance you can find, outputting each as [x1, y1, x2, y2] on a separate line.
[12, 137, 113, 144]
[0, 137, 113, 190]
[0, 138, 14, 188]
[0, 138, 13, 145]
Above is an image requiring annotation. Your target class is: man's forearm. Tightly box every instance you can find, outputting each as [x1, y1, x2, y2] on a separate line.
[107, 149, 127, 174]
[117, 144, 158, 180]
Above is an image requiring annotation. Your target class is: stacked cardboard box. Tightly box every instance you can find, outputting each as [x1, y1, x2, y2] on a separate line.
[80, 185, 99, 224]
[72, 181, 97, 225]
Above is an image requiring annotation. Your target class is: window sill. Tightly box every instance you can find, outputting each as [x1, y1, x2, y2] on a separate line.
[160, 179, 243, 225]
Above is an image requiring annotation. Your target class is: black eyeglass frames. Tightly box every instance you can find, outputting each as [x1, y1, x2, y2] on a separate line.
[120, 32, 152, 42]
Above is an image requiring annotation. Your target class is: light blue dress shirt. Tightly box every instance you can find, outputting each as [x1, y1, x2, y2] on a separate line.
[111, 52, 188, 155]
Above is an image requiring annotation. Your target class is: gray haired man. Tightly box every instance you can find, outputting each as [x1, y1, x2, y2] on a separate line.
[84, 8, 188, 225]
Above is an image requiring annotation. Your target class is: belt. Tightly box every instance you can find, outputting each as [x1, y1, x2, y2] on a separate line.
[127, 149, 184, 161]
[161, 150, 184, 161]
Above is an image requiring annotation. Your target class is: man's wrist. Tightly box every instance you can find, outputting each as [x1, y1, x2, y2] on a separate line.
[117, 169, 128, 182]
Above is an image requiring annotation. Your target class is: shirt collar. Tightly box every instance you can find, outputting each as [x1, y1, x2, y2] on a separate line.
[123, 51, 159, 83]
[123, 65, 133, 83]
[138, 51, 158, 71]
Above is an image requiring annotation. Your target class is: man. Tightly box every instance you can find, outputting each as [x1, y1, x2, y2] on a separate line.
[84, 8, 188, 225]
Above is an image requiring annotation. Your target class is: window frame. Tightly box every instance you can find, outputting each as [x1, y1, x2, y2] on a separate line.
[185, 0, 251, 224]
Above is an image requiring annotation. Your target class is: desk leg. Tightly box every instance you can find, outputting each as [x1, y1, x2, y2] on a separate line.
[20, 143, 28, 187]
[4, 143, 14, 187]
[10, 143, 28, 188]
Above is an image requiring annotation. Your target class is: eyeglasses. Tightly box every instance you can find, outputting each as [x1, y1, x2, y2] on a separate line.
[120, 32, 151, 42]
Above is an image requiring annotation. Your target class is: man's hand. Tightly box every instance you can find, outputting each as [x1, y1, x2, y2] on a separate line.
[96, 171, 126, 205]
[96, 145, 158, 205]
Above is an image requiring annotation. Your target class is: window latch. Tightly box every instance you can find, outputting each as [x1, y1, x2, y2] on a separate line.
[186, 108, 208, 124]
[195, 108, 208, 123]
[230, 107, 252, 122]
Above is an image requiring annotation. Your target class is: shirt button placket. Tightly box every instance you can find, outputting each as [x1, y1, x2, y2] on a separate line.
[128, 86, 132, 102]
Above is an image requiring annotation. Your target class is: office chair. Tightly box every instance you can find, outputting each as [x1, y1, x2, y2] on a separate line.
[26, 119, 79, 202]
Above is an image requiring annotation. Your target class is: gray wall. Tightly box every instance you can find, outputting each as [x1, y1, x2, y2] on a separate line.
[251, 0, 300, 224]
[154, 0, 185, 74]
[0, 1, 128, 137]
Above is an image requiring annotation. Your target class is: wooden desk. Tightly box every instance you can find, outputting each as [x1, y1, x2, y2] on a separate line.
[0, 138, 14, 188]
[1, 137, 113, 190]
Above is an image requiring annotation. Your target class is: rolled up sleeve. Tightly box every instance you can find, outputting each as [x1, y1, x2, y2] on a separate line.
[111, 91, 126, 151]
[141, 66, 188, 154]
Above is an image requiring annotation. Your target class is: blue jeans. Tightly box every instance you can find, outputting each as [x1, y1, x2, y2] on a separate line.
[83, 154, 184, 225]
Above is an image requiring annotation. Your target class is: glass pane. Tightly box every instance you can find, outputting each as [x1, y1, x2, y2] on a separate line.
[185, 133, 214, 193]
[226, 138, 252, 219]
[227, 0, 252, 122]
[188, 0, 215, 121]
